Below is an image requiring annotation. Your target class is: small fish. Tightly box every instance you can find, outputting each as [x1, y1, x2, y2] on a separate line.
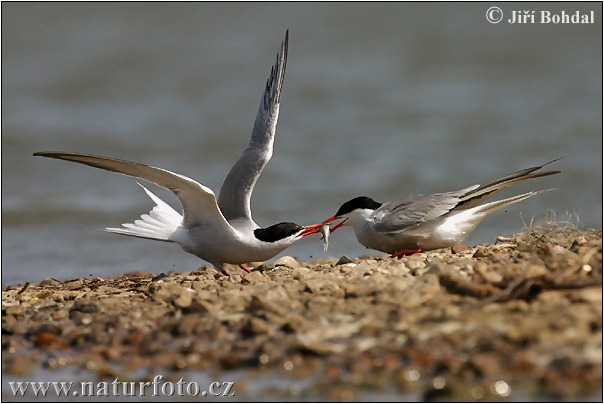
[320, 224, 330, 251]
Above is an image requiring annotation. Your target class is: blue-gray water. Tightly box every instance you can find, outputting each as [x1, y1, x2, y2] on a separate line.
[2, 3, 602, 285]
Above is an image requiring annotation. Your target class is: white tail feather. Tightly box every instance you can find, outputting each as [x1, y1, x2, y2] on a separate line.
[104, 183, 183, 241]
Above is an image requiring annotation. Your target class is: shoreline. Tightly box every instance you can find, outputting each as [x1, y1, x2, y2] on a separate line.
[2, 223, 602, 400]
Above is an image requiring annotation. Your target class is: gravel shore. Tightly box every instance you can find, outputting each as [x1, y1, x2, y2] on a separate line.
[2, 222, 602, 400]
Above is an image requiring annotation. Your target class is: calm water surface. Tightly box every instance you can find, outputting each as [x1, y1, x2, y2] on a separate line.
[2, 3, 602, 285]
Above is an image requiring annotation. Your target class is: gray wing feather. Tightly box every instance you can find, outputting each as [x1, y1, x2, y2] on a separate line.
[218, 31, 288, 221]
[453, 159, 561, 210]
[372, 189, 472, 233]
[372, 159, 560, 234]
[33, 152, 230, 231]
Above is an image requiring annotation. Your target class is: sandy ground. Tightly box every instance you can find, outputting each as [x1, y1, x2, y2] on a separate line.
[2, 222, 602, 400]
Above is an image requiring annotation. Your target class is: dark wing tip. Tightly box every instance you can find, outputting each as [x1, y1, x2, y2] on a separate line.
[275, 30, 288, 104]
[528, 157, 563, 172]
[34, 151, 99, 160]
[543, 157, 563, 167]
[34, 151, 72, 158]
[262, 31, 289, 107]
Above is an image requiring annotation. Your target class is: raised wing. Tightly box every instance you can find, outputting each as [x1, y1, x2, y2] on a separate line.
[218, 30, 288, 221]
[33, 152, 231, 231]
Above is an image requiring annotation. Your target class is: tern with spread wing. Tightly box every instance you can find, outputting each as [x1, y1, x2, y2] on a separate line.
[34, 31, 323, 274]
[322, 160, 560, 257]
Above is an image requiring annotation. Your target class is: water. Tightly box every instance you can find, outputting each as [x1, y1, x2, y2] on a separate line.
[2, 3, 602, 285]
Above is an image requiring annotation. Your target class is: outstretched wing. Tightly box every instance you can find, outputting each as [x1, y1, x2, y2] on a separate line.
[33, 151, 231, 231]
[218, 30, 288, 221]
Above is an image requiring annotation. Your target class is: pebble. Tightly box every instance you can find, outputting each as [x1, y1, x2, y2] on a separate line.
[39, 278, 60, 286]
[274, 256, 300, 268]
[292, 267, 311, 280]
[241, 271, 266, 284]
[406, 259, 426, 271]
[336, 256, 353, 265]
[473, 247, 492, 258]
[451, 245, 470, 254]
[70, 299, 99, 314]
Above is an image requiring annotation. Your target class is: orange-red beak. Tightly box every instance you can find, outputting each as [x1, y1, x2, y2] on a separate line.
[298, 223, 325, 237]
[322, 215, 348, 232]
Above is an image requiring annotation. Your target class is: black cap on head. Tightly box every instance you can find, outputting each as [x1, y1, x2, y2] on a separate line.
[254, 222, 304, 243]
[335, 196, 382, 216]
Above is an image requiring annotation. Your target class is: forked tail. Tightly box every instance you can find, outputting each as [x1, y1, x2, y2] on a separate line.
[104, 183, 182, 242]
[471, 189, 554, 218]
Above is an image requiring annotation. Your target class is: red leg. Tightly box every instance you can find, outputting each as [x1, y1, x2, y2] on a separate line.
[239, 264, 252, 273]
[391, 248, 422, 259]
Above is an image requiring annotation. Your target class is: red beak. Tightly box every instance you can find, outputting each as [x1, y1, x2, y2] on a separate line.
[322, 215, 348, 232]
[298, 223, 324, 237]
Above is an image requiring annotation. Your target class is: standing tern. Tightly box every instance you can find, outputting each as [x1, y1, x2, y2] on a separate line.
[34, 31, 324, 274]
[322, 160, 560, 257]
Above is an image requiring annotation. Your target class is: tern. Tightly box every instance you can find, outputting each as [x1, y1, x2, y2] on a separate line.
[322, 160, 560, 258]
[34, 31, 324, 274]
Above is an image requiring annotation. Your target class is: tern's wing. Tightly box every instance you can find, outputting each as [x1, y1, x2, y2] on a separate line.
[451, 159, 561, 211]
[33, 152, 231, 231]
[217, 30, 288, 221]
[372, 191, 470, 234]
[373, 159, 561, 234]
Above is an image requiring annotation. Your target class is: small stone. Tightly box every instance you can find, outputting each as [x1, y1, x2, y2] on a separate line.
[4, 305, 24, 316]
[33, 332, 66, 349]
[303, 280, 323, 294]
[229, 274, 242, 284]
[406, 259, 426, 270]
[509, 350, 540, 372]
[39, 278, 60, 286]
[70, 299, 99, 314]
[274, 256, 300, 268]
[248, 295, 282, 314]
[173, 291, 193, 308]
[336, 256, 353, 265]
[151, 273, 168, 282]
[473, 247, 492, 258]
[246, 318, 270, 335]
[451, 245, 470, 254]
[344, 284, 375, 298]
[292, 267, 311, 280]
[552, 245, 566, 255]
[282, 315, 305, 333]
[485, 271, 503, 283]
[241, 271, 266, 284]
